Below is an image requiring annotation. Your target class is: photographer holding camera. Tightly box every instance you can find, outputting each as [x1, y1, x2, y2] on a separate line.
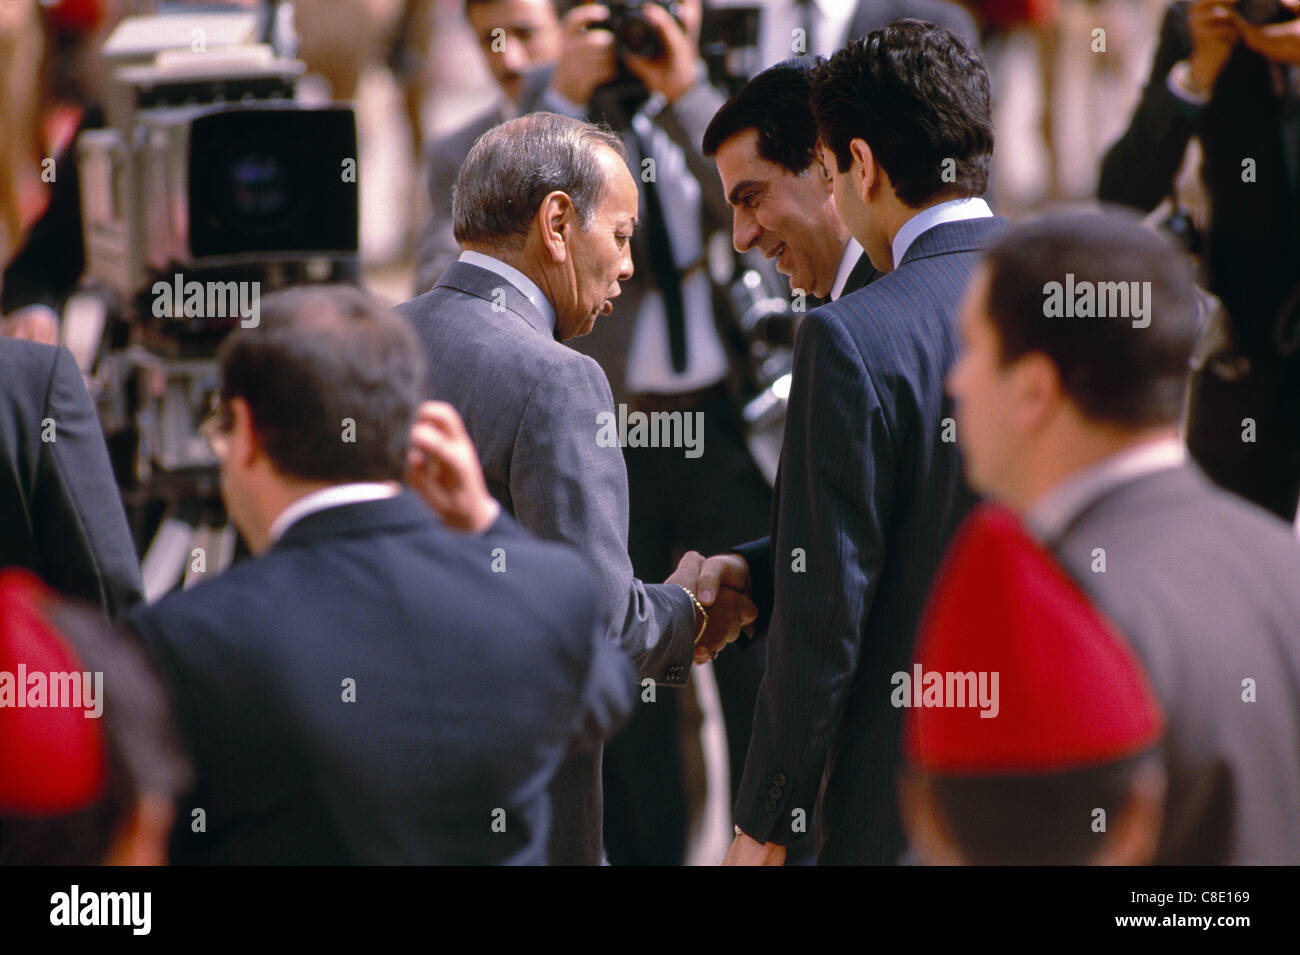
[1099, 0, 1300, 524]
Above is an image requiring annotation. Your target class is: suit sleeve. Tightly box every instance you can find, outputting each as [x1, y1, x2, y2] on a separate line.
[509, 353, 698, 686]
[734, 308, 895, 844]
[566, 574, 639, 754]
[34, 347, 143, 616]
[733, 535, 773, 646]
[1097, 2, 1199, 211]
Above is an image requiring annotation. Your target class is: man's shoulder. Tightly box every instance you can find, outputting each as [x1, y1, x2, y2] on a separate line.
[0, 338, 59, 384]
[401, 281, 608, 397]
[125, 550, 284, 645]
[130, 510, 602, 656]
[807, 258, 966, 355]
[1064, 465, 1300, 578]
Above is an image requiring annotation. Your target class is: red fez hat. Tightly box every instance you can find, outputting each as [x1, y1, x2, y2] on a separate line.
[39, 0, 104, 36]
[904, 504, 1164, 776]
[0, 569, 107, 814]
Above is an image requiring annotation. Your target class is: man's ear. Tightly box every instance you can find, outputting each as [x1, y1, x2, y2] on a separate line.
[1093, 759, 1166, 866]
[226, 396, 263, 470]
[848, 137, 878, 202]
[537, 190, 576, 264]
[814, 143, 835, 192]
[1011, 352, 1065, 435]
[102, 795, 175, 866]
[899, 770, 966, 865]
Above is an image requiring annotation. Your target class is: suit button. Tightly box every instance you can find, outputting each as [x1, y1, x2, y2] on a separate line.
[772, 773, 787, 787]
[768, 786, 782, 798]
[763, 799, 779, 812]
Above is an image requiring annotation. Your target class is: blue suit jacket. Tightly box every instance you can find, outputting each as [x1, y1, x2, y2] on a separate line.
[127, 492, 635, 864]
[735, 217, 1007, 863]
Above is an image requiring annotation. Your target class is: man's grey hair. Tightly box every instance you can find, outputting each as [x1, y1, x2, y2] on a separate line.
[452, 112, 628, 248]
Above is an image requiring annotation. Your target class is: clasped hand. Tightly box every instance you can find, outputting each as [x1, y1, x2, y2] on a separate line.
[665, 551, 755, 664]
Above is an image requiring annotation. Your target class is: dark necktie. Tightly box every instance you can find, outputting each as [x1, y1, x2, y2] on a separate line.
[634, 129, 688, 373]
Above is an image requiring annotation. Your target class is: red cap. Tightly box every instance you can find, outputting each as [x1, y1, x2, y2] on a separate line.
[0, 569, 107, 814]
[40, 0, 103, 36]
[904, 504, 1164, 776]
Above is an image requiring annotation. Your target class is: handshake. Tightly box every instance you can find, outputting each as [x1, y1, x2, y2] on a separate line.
[404, 399, 758, 665]
[665, 551, 756, 665]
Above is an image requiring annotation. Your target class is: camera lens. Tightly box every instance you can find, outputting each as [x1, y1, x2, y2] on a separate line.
[227, 153, 289, 221]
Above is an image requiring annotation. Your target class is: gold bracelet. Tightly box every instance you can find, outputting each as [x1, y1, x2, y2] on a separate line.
[678, 585, 708, 645]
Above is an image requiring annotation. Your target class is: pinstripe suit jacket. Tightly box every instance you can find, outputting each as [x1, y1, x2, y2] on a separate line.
[734, 217, 1006, 864]
[397, 261, 698, 864]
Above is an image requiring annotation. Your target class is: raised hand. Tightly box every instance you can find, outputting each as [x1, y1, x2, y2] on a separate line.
[1233, 0, 1300, 65]
[1186, 0, 1241, 92]
[621, 0, 703, 105]
[405, 401, 500, 533]
[549, 4, 619, 107]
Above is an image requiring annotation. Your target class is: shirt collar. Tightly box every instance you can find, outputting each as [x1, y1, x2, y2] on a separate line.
[458, 249, 557, 335]
[829, 237, 864, 301]
[1025, 437, 1186, 544]
[268, 482, 401, 546]
[890, 197, 993, 270]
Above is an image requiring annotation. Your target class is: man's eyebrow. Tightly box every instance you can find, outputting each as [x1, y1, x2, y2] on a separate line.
[618, 217, 638, 231]
[727, 180, 764, 206]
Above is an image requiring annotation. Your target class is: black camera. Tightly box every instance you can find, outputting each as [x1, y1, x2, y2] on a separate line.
[1239, 0, 1285, 25]
[601, 0, 683, 59]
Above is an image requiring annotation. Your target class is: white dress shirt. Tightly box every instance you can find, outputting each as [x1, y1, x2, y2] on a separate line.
[458, 249, 558, 335]
[267, 482, 400, 546]
[891, 196, 994, 269]
[1025, 437, 1187, 543]
[624, 100, 730, 394]
[829, 237, 865, 301]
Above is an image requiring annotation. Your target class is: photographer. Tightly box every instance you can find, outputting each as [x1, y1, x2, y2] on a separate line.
[1098, 0, 1300, 523]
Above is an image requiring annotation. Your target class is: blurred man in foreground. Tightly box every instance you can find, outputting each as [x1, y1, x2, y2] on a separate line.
[946, 208, 1300, 863]
[0, 569, 190, 867]
[126, 285, 635, 864]
[901, 504, 1167, 866]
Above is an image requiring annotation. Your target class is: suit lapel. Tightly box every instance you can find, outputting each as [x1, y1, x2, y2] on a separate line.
[843, 252, 881, 296]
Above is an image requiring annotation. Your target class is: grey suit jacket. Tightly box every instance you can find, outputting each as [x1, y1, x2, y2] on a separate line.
[397, 261, 698, 863]
[1050, 464, 1300, 865]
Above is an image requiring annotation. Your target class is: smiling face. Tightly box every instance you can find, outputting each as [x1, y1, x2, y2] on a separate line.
[467, 0, 562, 105]
[714, 129, 849, 298]
[553, 146, 638, 340]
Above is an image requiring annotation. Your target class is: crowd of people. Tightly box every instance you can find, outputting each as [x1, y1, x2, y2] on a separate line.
[1, 0, 1299, 867]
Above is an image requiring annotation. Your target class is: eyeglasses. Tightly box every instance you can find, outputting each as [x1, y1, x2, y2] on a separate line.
[199, 397, 231, 460]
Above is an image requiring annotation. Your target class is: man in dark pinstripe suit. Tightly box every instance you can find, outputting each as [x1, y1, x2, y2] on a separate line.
[698, 21, 1008, 864]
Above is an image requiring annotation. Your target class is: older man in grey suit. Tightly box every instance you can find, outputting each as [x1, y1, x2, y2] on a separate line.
[947, 208, 1300, 864]
[397, 111, 755, 864]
